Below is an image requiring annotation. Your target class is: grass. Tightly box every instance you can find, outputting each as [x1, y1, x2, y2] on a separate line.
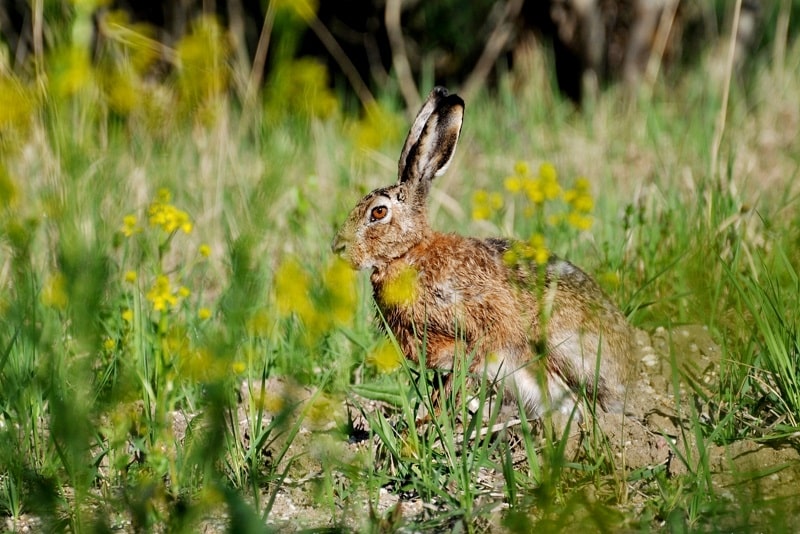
[2, 12, 800, 533]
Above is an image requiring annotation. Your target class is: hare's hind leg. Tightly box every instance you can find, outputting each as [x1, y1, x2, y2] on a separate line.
[547, 328, 627, 414]
[482, 353, 578, 420]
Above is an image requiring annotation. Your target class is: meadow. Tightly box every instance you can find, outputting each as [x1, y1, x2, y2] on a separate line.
[1, 7, 800, 533]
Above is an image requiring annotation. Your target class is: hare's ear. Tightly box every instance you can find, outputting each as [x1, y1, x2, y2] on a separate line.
[397, 87, 464, 193]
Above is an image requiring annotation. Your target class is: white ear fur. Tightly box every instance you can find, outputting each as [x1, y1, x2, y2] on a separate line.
[397, 87, 464, 190]
[397, 89, 442, 176]
[428, 110, 462, 178]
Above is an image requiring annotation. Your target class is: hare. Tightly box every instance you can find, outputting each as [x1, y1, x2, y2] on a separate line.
[332, 86, 634, 418]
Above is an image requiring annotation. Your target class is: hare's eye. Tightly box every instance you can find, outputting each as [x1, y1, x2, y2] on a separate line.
[370, 205, 388, 221]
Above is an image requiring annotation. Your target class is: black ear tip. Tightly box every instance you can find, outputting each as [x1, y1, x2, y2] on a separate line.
[430, 86, 464, 108]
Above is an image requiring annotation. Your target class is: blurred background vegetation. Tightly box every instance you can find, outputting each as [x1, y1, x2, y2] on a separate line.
[2, 0, 797, 114]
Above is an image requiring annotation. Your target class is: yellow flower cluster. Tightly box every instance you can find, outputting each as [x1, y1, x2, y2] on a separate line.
[303, 392, 344, 429]
[146, 275, 189, 312]
[350, 101, 403, 150]
[274, 258, 314, 320]
[366, 339, 403, 374]
[0, 77, 36, 148]
[49, 46, 93, 99]
[273, 256, 357, 343]
[471, 190, 503, 221]
[101, 10, 161, 74]
[177, 345, 228, 383]
[121, 215, 141, 237]
[322, 258, 357, 325]
[266, 58, 339, 121]
[504, 161, 561, 205]
[380, 264, 419, 307]
[503, 233, 550, 266]
[176, 16, 229, 107]
[469, 160, 598, 271]
[148, 189, 193, 234]
[563, 177, 594, 231]
[0, 166, 18, 208]
[473, 160, 596, 234]
[41, 272, 68, 310]
[117, 189, 209, 321]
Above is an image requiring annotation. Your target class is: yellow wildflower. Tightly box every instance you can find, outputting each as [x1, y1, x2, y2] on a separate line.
[104, 69, 141, 115]
[572, 194, 594, 213]
[103, 337, 116, 351]
[472, 207, 490, 222]
[504, 176, 522, 193]
[599, 271, 621, 289]
[0, 77, 36, 141]
[323, 257, 357, 327]
[563, 176, 594, 230]
[178, 286, 191, 298]
[472, 189, 501, 221]
[231, 361, 246, 374]
[198, 307, 212, 320]
[304, 393, 343, 429]
[274, 258, 313, 318]
[176, 15, 229, 105]
[41, 273, 68, 310]
[574, 177, 591, 191]
[502, 247, 519, 267]
[146, 275, 179, 312]
[381, 265, 418, 307]
[503, 237, 549, 267]
[124, 270, 137, 283]
[567, 211, 593, 231]
[259, 390, 285, 413]
[538, 162, 558, 183]
[523, 179, 544, 204]
[351, 100, 401, 149]
[247, 308, 271, 336]
[489, 192, 503, 210]
[148, 190, 193, 234]
[513, 161, 530, 177]
[178, 346, 226, 382]
[122, 309, 134, 323]
[528, 234, 550, 265]
[121, 214, 141, 237]
[198, 244, 211, 258]
[50, 46, 93, 98]
[541, 176, 561, 200]
[366, 340, 403, 374]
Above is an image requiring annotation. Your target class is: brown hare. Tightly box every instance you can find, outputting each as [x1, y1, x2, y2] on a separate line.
[332, 86, 634, 418]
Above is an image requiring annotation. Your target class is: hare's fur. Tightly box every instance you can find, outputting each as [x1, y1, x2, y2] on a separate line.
[333, 87, 634, 417]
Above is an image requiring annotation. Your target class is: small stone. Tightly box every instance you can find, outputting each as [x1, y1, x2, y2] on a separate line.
[642, 353, 659, 367]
